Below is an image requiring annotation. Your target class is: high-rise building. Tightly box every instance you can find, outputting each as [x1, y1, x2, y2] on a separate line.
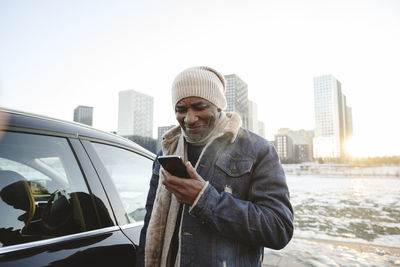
[118, 90, 154, 137]
[248, 100, 266, 137]
[258, 121, 266, 138]
[341, 94, 353, 142]
[275, 134, 294, 161]
[294, 144, 312, 162]
[248, 100, 258, 133]
[275, 128, 314, 162]
[313, 75, 353, 159]
[345, 106, 353, 139]
[73, 105, 93, 126]
[224, 74, 249, 129]
[290, 129, 314, 162]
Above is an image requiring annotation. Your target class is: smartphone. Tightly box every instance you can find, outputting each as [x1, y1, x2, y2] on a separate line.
[157, 155, 190, 178]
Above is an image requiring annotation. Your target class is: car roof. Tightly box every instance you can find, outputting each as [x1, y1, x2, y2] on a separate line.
[1, 108, 155, 159]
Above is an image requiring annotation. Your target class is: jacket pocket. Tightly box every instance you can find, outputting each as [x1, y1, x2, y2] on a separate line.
[215, 155, 253, 178]
[213, 155, 254, 199]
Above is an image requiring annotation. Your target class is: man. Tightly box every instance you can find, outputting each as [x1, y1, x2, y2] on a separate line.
[138, 66, 293, 267]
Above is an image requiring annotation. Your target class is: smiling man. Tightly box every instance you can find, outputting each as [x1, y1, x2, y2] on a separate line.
[175, 97, 219, 143]
[137, 66, 293, 267]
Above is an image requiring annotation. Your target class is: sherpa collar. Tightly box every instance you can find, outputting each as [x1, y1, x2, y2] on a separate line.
[161, 112, 242, 152]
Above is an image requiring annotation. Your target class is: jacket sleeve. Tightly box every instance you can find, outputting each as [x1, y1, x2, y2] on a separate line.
[136, 150, 162, 267]
[189, 141, 294, 250]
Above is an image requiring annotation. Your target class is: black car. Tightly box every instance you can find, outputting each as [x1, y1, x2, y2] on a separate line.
[0, 109, 155, 266]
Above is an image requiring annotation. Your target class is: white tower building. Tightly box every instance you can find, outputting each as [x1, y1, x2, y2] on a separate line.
[224, 74, 249, 129]
[248, 100, 259, 133]
[118, 90, 154, 137]
[313, 75, 352, 159]
[73, 105, 93, 126]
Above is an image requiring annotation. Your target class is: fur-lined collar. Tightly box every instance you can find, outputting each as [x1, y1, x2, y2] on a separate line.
[161, 112, 242, 153]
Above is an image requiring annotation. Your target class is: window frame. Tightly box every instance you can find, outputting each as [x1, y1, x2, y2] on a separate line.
[80, 138, 154, 229]
[0, 129, 117, 253]
[90, 141, 153, 224]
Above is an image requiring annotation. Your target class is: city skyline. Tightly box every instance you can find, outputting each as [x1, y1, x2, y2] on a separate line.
[118, 73, 267, 139]
[1, 0, 399, 157]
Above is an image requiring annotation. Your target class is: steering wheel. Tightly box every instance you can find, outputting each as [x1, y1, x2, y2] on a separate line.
[41, 189, 73, 233]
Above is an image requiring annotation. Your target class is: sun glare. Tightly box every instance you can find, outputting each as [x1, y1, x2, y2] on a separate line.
[345, 136, 385, 158]
[345, 137, 366, 158]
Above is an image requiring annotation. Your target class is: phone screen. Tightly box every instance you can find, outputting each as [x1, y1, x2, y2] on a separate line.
[158, 155, 190, 178]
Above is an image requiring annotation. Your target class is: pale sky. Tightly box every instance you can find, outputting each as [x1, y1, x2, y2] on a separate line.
[1, 0, 399, 157]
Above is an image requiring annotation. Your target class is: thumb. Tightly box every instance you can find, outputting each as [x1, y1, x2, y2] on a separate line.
[186, 162, 200, 180]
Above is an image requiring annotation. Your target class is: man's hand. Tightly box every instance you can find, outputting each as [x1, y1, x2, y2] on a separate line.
[162, 162, 206, 205]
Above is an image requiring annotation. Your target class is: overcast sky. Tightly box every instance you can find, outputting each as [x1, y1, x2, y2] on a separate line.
[1, 0, 399, 157]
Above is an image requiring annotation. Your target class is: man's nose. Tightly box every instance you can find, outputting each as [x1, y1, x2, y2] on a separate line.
[184, 110, 198, 124]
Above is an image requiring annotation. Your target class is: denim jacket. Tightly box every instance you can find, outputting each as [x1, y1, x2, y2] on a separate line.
[138, 128, 293, 267]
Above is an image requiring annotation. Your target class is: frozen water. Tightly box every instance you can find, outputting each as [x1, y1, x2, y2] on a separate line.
[263, 175, 400, 266]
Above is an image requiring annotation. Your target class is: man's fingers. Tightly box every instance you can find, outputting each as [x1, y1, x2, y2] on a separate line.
[186, 162, 199, 180]
[162, 163, 205, 205]
[162, 168, 181, 184]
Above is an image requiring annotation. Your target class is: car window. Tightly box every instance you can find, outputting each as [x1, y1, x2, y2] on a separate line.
[0, 132, 100, 248]
[92, 143, 152, 224]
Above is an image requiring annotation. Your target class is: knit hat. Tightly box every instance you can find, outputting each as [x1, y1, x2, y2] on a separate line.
[171, 66, 227, 110]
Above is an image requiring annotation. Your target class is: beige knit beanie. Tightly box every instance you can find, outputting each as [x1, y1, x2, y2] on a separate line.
[171, 66, 227, 110]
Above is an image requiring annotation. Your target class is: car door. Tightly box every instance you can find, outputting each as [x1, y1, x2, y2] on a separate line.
[0, 130, 136, 267]
[81, 140, 153, 247]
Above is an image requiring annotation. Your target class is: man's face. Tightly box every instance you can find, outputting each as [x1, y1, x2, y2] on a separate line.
[175, 97, 220, 142]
